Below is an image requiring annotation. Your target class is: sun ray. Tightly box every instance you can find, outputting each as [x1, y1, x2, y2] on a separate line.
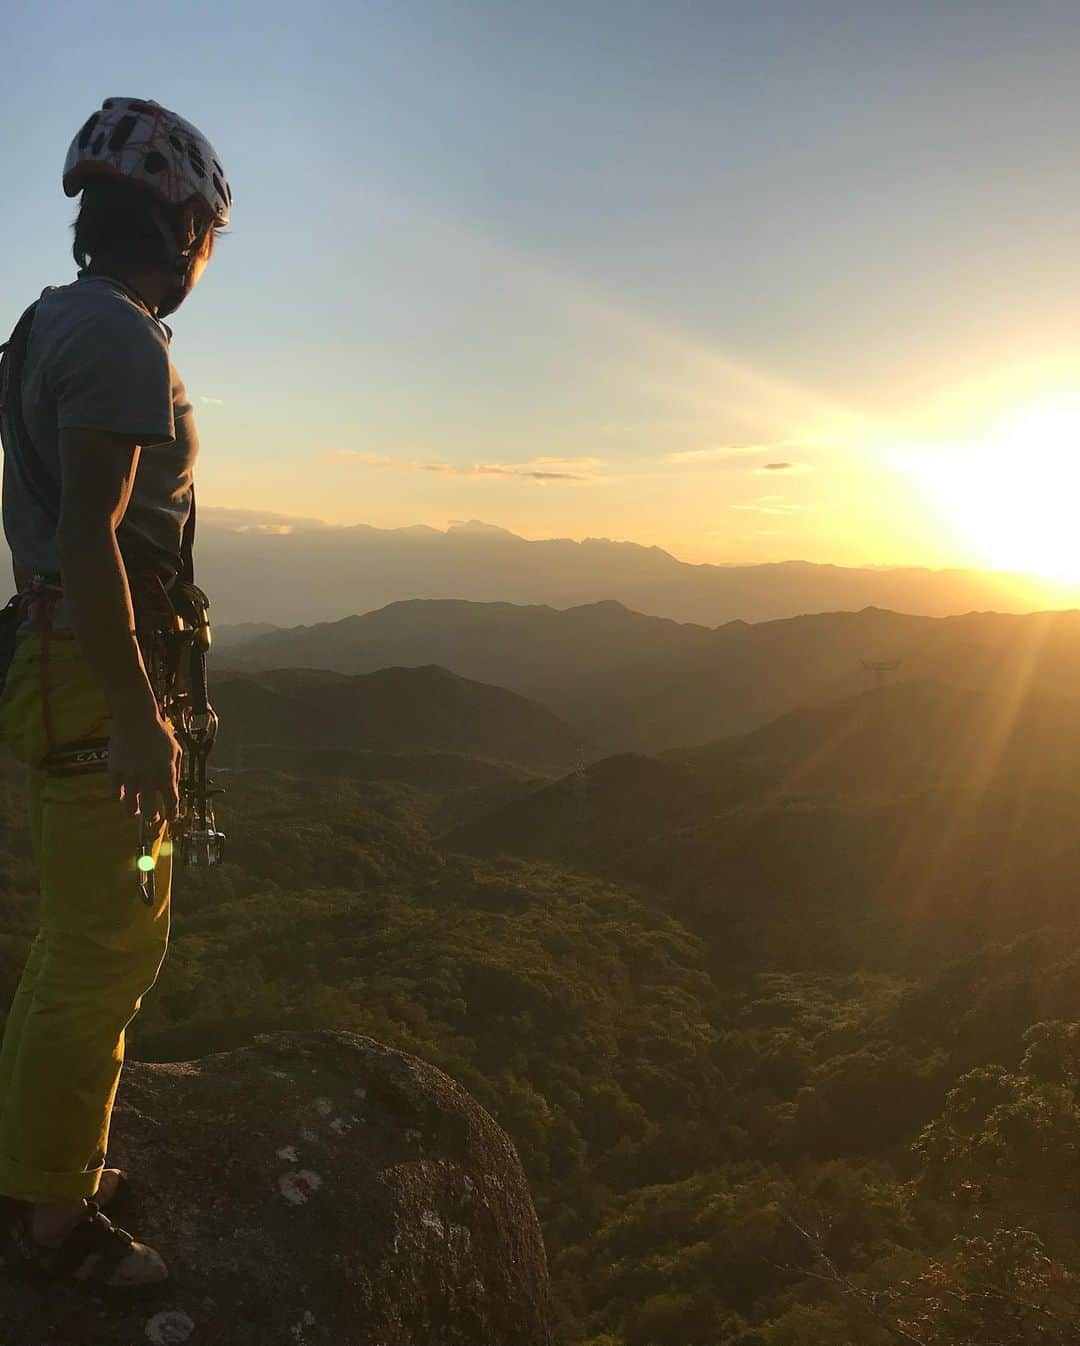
[346, 178, 887, 449]
[877, 612, 1056, 961]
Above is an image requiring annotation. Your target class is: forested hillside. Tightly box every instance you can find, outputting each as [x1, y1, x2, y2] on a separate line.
[2, 666, 1080, 1342]
[212, 664, 583, 775]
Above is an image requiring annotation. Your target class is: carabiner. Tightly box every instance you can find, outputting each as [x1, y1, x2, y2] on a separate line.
[136, 816, 159, 906]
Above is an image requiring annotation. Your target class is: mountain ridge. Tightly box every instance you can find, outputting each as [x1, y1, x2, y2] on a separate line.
[211, 661, 582, 775]
[220, 598, 1080, 754]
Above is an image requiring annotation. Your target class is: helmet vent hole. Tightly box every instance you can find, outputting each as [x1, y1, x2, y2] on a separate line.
[188, 148, 207, 178]
[144, 151, 168, 174]
[77, 114, 100, 151]
[212, 173, 226, 204]
[108, 116, 137, 153]
[169, 134, 184, 152]
[91, 131, 106, 156]
[127, 99, 157, 115]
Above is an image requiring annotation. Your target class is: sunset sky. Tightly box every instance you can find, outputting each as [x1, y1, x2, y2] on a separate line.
[5, 2, 1080, 577]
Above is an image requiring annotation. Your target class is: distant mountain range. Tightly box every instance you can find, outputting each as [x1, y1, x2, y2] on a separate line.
[178, 512, 1080, 626]
[1, 510, 1073, 625]
[217, 598, 1080, 756]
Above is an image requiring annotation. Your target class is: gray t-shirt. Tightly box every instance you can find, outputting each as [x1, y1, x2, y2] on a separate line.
[2, 272, 199, 592]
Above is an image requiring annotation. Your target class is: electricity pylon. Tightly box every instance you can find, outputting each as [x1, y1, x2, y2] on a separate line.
[572, 741, 588, 812]
[862, 659, 901, 691]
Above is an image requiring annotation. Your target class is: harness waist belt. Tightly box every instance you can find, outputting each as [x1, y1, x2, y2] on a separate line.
[42, 737, 110, 777]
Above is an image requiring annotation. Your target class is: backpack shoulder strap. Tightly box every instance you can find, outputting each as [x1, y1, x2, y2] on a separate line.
[180, 483, 196, 583]
[0, 301, 60, 526]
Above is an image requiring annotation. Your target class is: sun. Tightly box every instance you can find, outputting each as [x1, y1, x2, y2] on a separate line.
[898, 395, 1080, 583]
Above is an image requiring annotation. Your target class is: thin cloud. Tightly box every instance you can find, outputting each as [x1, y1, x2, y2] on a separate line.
[666, 441, 816, 474]
[199, 395, 226, 406]
[731, 495, 818, 517]
[329, 450, 393, 465]
[422, 463, 589, 481]
[667, 444, 771, 465]
[754, 461, 811, 476]
[328, 450, 602, 483]
[530, 456, 604, 469]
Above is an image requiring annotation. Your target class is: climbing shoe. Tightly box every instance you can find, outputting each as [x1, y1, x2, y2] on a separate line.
[0, 1196, 168, 1289]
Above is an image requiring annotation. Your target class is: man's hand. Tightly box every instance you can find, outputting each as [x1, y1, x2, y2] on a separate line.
[108, 707, 181, 822]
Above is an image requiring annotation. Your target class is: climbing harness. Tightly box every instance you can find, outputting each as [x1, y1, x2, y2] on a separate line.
[0, 577, 226, 906]
[0, 303, 226, 904]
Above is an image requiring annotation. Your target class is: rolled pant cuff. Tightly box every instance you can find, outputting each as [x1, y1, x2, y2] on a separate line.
[0, 1152, 103, 1203]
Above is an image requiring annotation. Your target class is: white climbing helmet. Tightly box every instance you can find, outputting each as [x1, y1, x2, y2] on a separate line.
[63, 97, 232, 227]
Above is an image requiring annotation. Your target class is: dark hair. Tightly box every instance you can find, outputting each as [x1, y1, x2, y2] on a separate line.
[72, 178, 176, 272]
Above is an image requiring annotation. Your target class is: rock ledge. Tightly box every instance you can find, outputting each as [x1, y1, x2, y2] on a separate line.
[0, 1029, 555, 1346]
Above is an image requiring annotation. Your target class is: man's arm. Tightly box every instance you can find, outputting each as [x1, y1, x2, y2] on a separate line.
[57, 428, 179, 820]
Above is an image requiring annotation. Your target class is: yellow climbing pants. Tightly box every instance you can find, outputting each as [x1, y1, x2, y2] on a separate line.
[0, 627, 172, 1202]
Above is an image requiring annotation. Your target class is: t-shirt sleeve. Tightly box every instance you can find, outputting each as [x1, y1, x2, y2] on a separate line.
[50, 305, 175, 446]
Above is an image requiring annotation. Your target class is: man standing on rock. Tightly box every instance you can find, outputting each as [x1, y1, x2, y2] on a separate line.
[0, 98, 231, 1289]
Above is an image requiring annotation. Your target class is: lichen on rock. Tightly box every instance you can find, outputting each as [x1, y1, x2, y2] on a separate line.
[0, 1030, 555, 1345]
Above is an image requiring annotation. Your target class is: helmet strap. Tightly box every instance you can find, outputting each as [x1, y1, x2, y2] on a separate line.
[150, 206, 191, 269]
[150, 203, 209, 318]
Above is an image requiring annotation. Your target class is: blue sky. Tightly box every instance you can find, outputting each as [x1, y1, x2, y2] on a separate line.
[5, 1, 1080, 573]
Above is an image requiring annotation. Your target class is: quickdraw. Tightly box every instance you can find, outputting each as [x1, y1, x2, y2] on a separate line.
[137, 575, 226, 875]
